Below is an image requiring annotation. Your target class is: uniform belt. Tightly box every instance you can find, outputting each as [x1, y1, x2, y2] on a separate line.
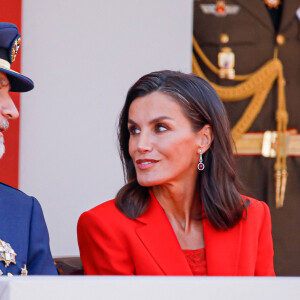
[234, 130, 300, 157]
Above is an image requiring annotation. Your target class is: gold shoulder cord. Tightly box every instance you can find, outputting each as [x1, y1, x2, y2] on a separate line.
[192, 36, 288, 207]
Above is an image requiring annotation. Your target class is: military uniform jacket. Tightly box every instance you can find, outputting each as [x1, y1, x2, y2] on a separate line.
[0, 183, 57, 275]
[193, 0, 300, 275]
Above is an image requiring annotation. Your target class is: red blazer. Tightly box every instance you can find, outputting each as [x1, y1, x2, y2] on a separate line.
[77, 192, 275, 276]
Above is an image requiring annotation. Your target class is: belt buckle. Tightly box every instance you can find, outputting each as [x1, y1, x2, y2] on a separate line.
[262, 131, 278, 158]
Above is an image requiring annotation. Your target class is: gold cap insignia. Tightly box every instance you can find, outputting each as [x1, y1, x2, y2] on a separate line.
[10, 36, 21, 64]
[0, 239, 17, 267]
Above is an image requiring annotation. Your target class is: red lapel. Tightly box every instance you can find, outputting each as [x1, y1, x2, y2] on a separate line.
[136, 192, 192, 275]
[136, 191, 243, 276]
[203, 216, 242, 276]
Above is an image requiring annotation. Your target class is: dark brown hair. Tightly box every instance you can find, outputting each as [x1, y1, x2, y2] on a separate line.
[115, 70, 246, 230]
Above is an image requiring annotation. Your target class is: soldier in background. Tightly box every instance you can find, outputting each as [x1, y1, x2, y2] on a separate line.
[193, 0, 300, 275]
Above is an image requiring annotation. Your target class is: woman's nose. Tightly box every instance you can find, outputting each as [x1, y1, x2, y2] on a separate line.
[0, 94, 19, 120]
[137, 131, 153, 153]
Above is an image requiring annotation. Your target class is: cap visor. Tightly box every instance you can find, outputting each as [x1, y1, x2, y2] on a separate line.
[0, 67, 34, 92]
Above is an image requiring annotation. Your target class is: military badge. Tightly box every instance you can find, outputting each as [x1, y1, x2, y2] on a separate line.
[200, 3, 240, 17]
[265, 0, 280, 9]
[218, 47, 235, 79]
[296, 7, 300, 21]
[0, 239, 16, 267]
[21, 264, 28, 276]
[9, 34, 21, 64]
[215, 0, 226, 15]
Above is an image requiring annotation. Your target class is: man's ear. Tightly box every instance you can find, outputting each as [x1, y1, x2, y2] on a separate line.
[197, 125, 214, 153]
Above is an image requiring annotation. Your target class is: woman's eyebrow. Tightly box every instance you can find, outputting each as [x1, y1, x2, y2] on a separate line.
[128, 119, 137, 125]
[128, 116, 173, 126]
[149, 116, 173, 124]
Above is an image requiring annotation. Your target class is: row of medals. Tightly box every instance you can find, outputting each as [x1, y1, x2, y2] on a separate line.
[212, 0, 280, 79]
[0, 239, 27, 276]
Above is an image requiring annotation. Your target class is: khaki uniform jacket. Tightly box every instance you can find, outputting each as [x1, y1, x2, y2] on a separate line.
[193, 0, 300, 275]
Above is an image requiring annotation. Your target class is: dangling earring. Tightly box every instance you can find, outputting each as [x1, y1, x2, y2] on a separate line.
[197, 149, 205, 171]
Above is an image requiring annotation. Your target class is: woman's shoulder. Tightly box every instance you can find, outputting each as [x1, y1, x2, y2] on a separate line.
[78, 199, 134, 229]
[241, 195, 271, 225]
[242, 195, 269, 210]
[84, 199, 118, 214]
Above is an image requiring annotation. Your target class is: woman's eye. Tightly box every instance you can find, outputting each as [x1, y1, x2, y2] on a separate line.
[129, 127, 141, 135]
[156, 124, 168, 132]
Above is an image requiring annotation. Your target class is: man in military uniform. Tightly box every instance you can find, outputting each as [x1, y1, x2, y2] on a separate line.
[193, 0, 300, 275]
[0, 23, 57, 275]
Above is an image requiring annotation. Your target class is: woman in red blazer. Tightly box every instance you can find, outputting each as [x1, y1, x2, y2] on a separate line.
[78, 71, 275, 276]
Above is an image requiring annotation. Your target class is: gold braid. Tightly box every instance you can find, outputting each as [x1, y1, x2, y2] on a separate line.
[192, 37, 288, 207]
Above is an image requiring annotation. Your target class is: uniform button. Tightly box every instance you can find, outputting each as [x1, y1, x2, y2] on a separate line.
[220, 33, 229, 44]
[276, 34, 285, 45]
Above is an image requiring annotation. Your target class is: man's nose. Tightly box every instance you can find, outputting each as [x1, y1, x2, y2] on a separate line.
[137, 130, 153, 153]
[0, 94, 19, 120]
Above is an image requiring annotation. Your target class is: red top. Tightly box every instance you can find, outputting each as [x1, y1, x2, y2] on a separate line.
[183, 248, 207, 276]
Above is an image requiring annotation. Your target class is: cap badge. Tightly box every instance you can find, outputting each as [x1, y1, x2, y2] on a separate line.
[0, 239, 17, 267]
[10, 36, 21, 64]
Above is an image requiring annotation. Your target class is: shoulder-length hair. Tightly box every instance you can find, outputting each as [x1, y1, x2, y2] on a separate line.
[115, 70, 246, 231]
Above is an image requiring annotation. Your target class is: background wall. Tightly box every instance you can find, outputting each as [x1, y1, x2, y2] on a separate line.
[20, 0, 193, 257]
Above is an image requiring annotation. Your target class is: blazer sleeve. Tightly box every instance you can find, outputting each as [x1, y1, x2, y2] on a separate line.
[77, 209, 135, 275]
[255, 201, 275, 276]
[27, 197, 57, 275]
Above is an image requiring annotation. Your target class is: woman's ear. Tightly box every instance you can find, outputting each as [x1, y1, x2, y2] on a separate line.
[197, 125, 214, 153]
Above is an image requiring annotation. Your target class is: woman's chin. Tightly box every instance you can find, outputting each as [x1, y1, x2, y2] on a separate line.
[137, 177, 162, 187]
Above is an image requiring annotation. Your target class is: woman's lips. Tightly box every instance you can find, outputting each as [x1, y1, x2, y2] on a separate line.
[136, 159, 159, 170]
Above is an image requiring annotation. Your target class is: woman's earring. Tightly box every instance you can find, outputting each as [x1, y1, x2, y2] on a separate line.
[197, 149, 205, 171]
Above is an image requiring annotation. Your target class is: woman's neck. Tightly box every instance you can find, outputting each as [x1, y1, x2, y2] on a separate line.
[151, 181, 200, 233]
